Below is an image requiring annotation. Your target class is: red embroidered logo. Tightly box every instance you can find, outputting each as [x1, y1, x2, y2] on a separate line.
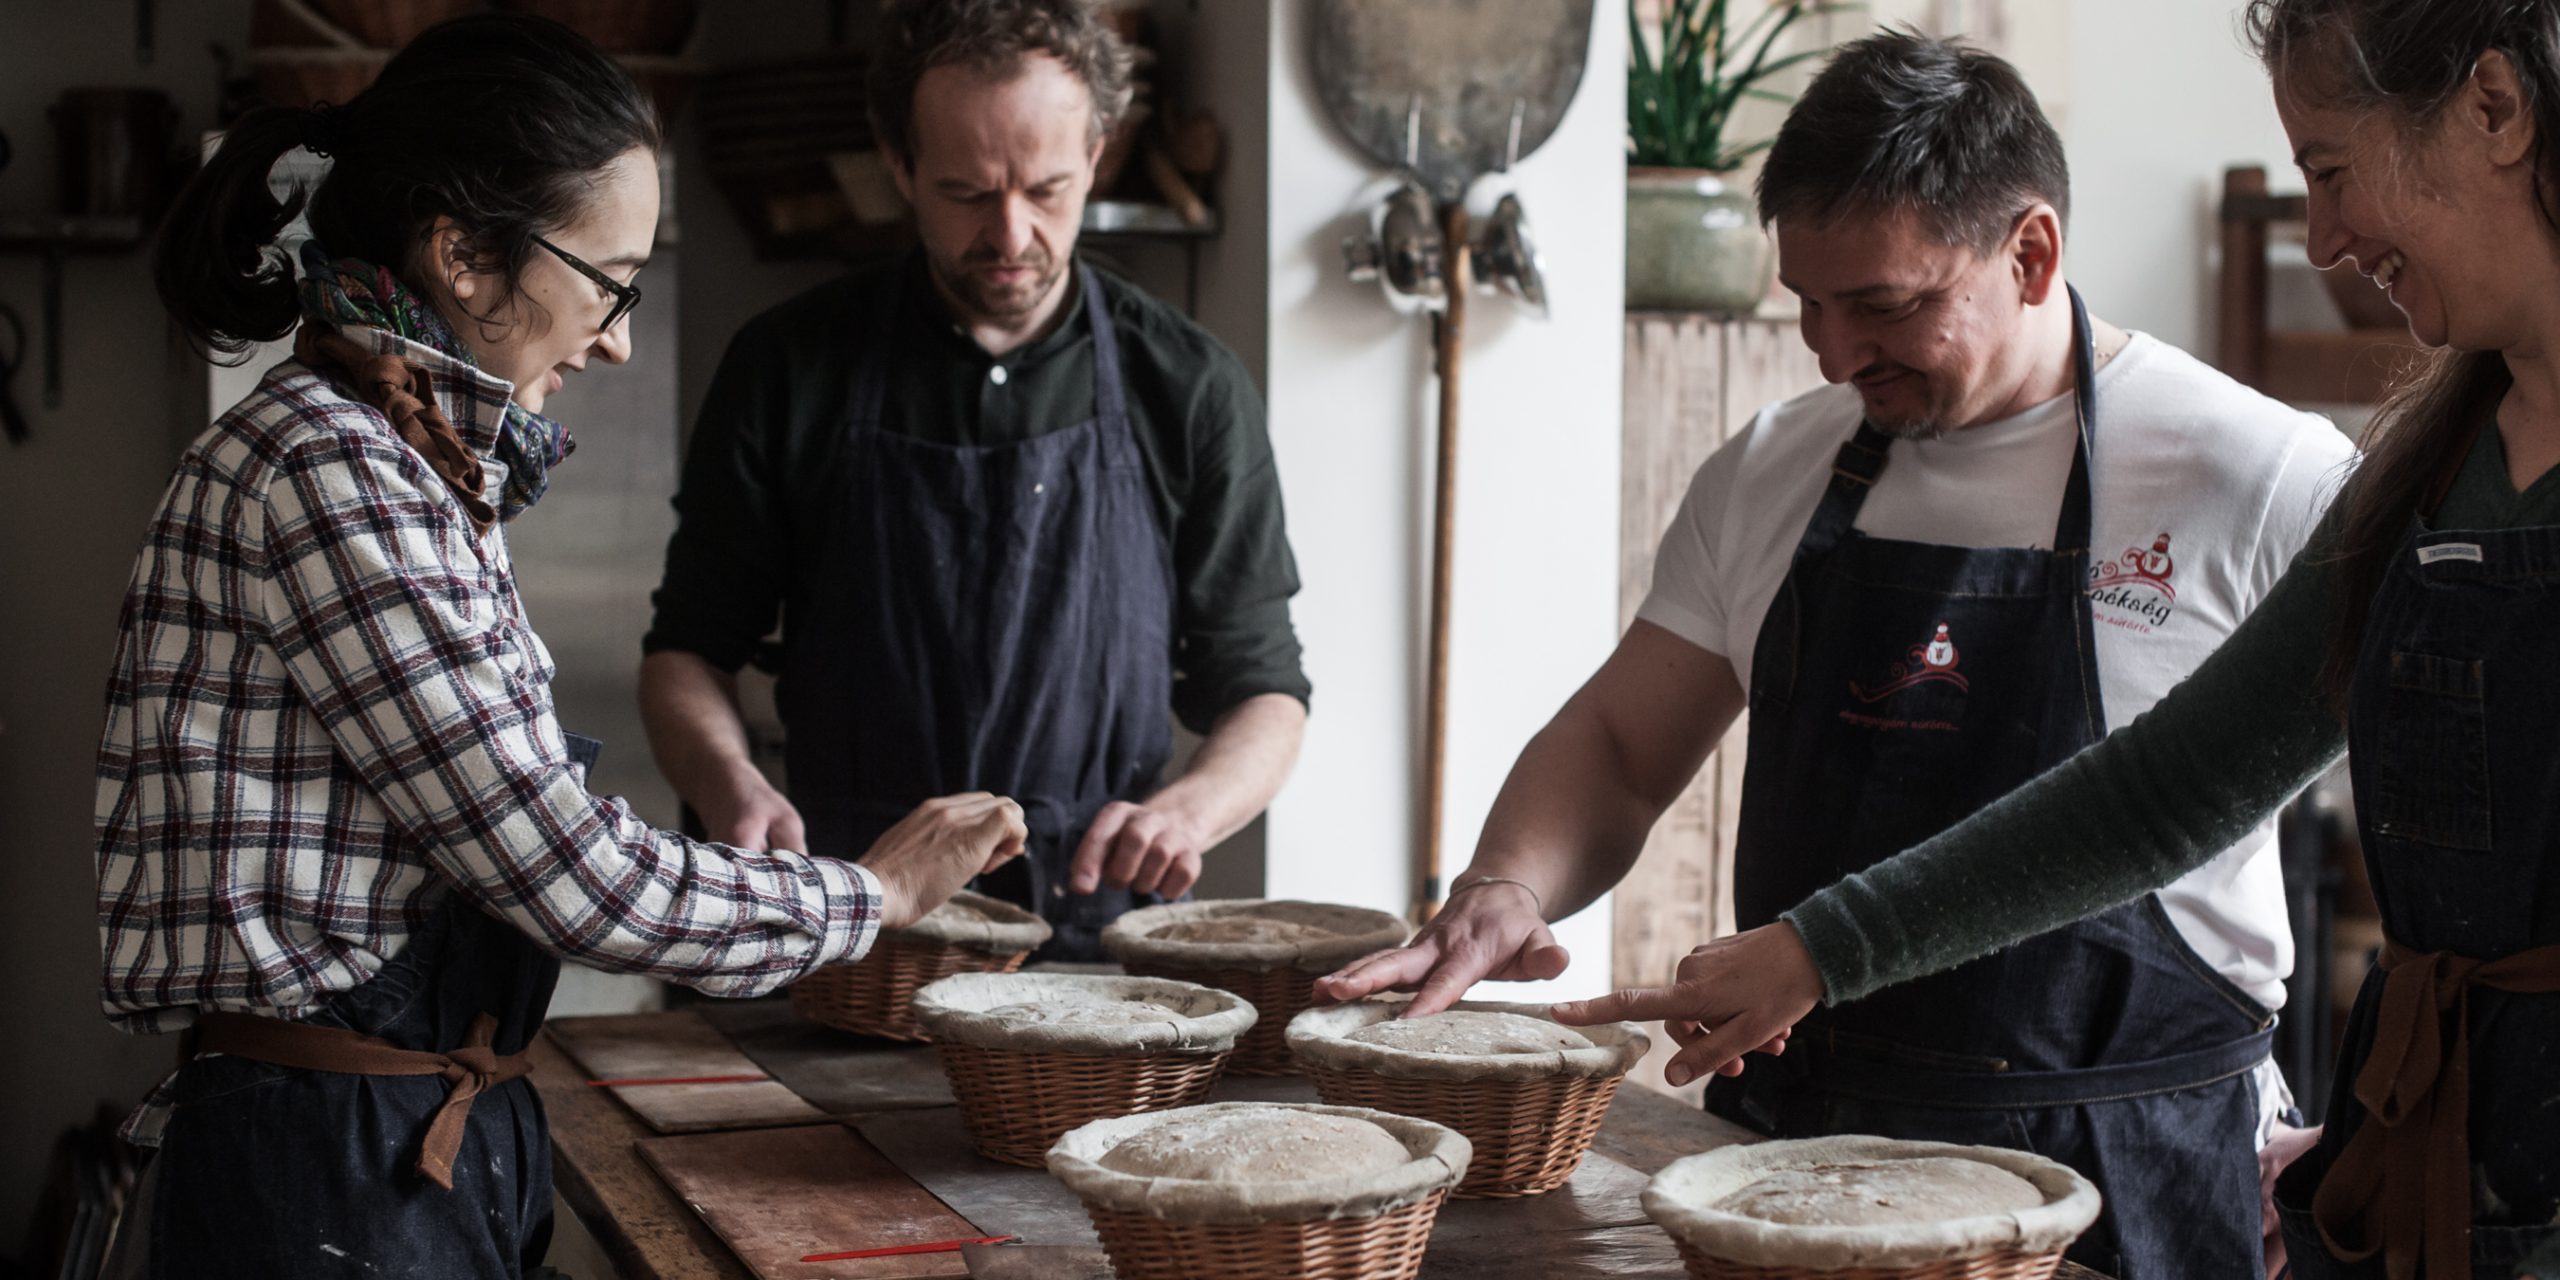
[2088, 531, 2178, 632]
[1849, 623, 1971, 703]
[2088, 532, 2178, 601]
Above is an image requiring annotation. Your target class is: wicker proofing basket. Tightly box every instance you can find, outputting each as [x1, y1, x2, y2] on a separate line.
[937, 1040, 1230, 1168]
[1290, 997, 1647, 1199]
[1644, 1136, 2101, 1280]
[1086, 1191, 1445, 1280]
[1050, 1102, 1469, 1280]
[1308, 1068, 1622, 1198]
[1666, 1238, 2067, 1280]
[787, 935, 1030, 1041]
[1123, 961, 1312, 1076]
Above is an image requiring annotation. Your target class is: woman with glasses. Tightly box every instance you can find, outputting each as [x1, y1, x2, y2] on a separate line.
[98, 14, 1026, 1278]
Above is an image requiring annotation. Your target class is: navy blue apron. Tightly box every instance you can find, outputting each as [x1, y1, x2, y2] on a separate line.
[1708, 289, 2277, 1280]
[145, 891, 562, 1278]
[778, 266, 1176, 961]
[2272, 514, 2560, 1279]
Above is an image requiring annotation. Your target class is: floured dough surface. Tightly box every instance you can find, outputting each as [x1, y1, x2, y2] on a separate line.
[1152, 917, 1331, 946]
[982, 999, 1176, 1028]
[1712, 1159, 2044, 1227]
[1345, 1010, 1593, 1056]
[915, 896, 1000, 926]
[1098, 1108, 1410, 1183]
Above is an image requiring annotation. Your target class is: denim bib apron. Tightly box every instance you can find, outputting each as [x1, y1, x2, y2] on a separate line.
[2274, 514, 2560, 1279]
[1708, 290, 2276, 1279]
[777, 268, 1177, 960]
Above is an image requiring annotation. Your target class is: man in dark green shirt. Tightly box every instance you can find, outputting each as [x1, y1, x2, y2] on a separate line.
[640, 0, 1307, 957]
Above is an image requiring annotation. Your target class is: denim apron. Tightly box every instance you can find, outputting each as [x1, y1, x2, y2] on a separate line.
[2273, 515, 2560, 1279]
[1708, 289, 2277, 1279]
[777, 268, 1176, 961]
[129, 732, 599, 1280]
[144, 891, 563, 1278]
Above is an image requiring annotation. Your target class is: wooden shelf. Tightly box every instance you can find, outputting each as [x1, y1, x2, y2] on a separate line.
[1082, 199, 1218, 239]
[0, 213, 153, 414]
[0, 213, 146, 253]
[2218, 166, 2420, 406]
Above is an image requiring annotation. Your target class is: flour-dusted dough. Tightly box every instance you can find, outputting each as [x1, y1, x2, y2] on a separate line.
[1096, 1108, 1411, 1183]
[1714, 1159, 2045, 1227]
[1345, 1010, 1594, 1056]
[1287, 997, 1647, 1082]
[890, 889, 1053, 954]
[1102, 900, 1411, 973]
[1643, 1136, 2103, 1272]
[911, 972, 1257, 1055]
[1152, 918, 1329, 946]
[980, 1000, 1189, 1029]
[1047, 1102, 1472, 1226]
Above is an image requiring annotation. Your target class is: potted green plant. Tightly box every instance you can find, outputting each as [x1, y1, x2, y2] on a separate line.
[1627, 0, 1849, 313]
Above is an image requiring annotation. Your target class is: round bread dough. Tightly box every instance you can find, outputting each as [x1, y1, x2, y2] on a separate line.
[1344, 1010, 1594, 1056]
[1712, 1158, 2045, 1227]
[1097, 1108, 1411, 1184]
[1151, 917, 1330, 946]
[981, 1000, 1178, 1029]
[913, 896, 999, 926]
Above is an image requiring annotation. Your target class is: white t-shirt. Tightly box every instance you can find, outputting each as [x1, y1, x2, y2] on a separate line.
[1638, 333, 2355, 1021]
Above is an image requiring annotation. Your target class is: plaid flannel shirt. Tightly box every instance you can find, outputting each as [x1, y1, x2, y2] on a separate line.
[96, 326, 881, 1049]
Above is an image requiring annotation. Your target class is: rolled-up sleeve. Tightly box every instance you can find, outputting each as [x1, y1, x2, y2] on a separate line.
[643, 321, 794, 673]
[260, 431, 879, 995]
[1171, 348, 1311, 732]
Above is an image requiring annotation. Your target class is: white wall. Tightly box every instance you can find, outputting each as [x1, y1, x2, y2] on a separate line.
[1255, 2, 1629, 1003]
[2060, 0, 2302, 354]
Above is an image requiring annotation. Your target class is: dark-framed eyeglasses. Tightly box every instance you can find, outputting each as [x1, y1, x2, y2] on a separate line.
[530, 233, 642, 332]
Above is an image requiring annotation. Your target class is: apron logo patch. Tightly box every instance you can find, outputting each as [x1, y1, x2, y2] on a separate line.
[1849, 623, 1970, 703]
[2087, 531, 2178, 632]
[2417, 542, 2484, 566]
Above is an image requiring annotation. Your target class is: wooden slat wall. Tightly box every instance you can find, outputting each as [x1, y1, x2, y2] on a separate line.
[1613, 316, 1826, 998]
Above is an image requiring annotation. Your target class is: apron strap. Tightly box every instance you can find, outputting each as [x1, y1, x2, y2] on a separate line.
[2311, 937, 2560, 1280]
[193, 1009, 532, 1192]
[1079, 267, 1130, 427]
[2052, 284, 2098, 554]
[1794, 1024, 2273, 1110]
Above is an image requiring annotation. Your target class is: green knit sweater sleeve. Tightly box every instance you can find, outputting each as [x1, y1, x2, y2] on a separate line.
[1782, 533, 2351, 1005]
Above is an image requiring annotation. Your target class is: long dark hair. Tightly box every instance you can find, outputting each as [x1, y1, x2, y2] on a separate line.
[2244, 0, 2560, 707]
[155, 12, 661, 362]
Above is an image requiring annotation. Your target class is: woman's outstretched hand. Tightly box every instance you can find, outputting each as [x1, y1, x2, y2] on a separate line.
[1551, 922, 1824, 1086]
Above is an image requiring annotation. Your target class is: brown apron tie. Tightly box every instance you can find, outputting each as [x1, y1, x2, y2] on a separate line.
[193, 1010, 533, 1190]
[293, 325, 498, 537]
[2311, 938, 2560, 1279]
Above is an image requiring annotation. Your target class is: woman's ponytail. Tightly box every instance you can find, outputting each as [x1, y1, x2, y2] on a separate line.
[152, 13, 660, 365]
[153, 103, 313, 362]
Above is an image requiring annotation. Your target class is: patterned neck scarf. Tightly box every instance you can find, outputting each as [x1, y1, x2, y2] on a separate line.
[296, 239, 574, 522]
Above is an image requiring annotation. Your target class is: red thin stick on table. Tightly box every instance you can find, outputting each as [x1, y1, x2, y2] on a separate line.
[800, 1235, 1018, 1263]
[584, 1074, 771, 1087]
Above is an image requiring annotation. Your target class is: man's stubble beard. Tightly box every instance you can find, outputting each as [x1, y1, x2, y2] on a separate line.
[932, 242, 1069, 326]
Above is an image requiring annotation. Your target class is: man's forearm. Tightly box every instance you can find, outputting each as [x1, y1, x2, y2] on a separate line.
[1145, 692, 1307, 849]
[1460, 700, 1674, 923]
[638, 649, 762, 810]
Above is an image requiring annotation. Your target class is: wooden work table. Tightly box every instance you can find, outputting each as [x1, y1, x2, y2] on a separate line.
[535, 1002, 2118, 1280]
[530, 1001, 1762, 1280]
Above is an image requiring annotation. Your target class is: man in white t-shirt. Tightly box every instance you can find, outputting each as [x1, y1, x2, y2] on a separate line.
[1317, 30, 2351, 1280]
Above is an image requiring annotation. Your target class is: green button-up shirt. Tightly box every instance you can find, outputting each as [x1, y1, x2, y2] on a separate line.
[645, 253, 1309, 733]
